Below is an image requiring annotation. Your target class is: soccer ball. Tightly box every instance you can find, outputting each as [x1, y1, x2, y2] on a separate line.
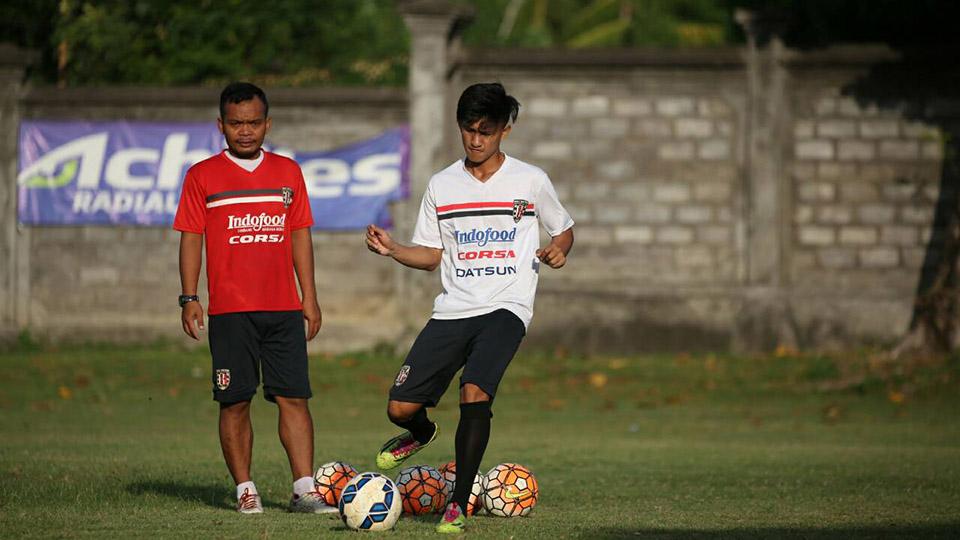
[395, 465, 446, 515]
[338, 472, 401, 531]
[437, 460, 484, 515]
[481, 463, 539, 517]
[314, 461, 358, 506]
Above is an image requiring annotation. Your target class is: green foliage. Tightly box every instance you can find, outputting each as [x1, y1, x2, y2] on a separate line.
[1, 0, 409, 86]
[463, 0, 960, 50]
[2, 1, 957, 86]
[13, 330, 41, 353]
[728, 0, 960, 49]
[464, 0, 732, 48]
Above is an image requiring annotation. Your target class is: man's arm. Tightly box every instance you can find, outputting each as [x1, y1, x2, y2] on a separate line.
[536, 227, 574, 269]
[179, 231, 205, 340]
[291, 227, 321, 340]
[366, 224, 442, 271]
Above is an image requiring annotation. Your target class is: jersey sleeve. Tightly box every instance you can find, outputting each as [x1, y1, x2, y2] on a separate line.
[410, 182, 443, 249]
[536, 172, 575, 236]
[173, 169, 206, 233]
[288, 165, 314, 230]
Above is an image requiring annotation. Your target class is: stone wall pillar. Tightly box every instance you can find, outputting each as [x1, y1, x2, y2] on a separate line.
[396, 1, 472, 328]
[398, 0, 470, 197]
[734, 12, 797, 351]
[0, 44, 32, 341]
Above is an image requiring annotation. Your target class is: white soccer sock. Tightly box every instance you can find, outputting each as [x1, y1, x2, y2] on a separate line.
[293, 476, 315, 497]
[236, 480, 258, 500]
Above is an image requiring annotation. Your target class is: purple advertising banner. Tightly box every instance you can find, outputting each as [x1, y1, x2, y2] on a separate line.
[17, 121, 409, 229]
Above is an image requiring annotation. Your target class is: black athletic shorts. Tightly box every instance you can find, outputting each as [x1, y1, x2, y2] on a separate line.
[389, 309, 526, 406]
[208, 310, 311, 403]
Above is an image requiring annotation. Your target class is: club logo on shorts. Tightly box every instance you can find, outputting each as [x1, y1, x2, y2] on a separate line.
[281, 186, 294, 208]
[512, 199, 529, 223]
[215, 369, 231, 391]
[394, 365, 411, 387]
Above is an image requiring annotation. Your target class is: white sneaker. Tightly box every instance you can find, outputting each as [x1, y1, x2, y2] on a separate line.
[289, 491, 339, 514]
[237, 487, 263, 514]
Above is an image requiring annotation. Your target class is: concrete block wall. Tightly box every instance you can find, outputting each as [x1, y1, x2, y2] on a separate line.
[773, 53, 957, 348]
[449, 51, 751, 351]
[452, 57, 746, 292]
[445, 47, 951, 352]
[1, 22, 954, 353]
[791, 94, 943, 290]
[16, 88, 409, 351]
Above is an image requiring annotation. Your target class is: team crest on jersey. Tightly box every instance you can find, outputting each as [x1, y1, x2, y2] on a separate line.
[394, 365, 411, 387]
[512, 199, 529, 223]
[281, 187, 294, 208]
[215, 369, 231, 391]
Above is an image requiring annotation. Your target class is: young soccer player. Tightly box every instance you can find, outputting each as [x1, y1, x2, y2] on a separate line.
[365, 82, 575, 533]
[175, 82, 334, 514]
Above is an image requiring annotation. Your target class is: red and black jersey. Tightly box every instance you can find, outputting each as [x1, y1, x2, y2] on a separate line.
[173, 151, 313, 315]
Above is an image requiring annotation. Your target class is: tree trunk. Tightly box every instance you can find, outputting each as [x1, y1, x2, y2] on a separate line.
[893, 134, 959, 359]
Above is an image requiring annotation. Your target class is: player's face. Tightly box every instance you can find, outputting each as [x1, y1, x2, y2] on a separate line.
[459, 118, 511, 165]
[218, 97, 271, 159]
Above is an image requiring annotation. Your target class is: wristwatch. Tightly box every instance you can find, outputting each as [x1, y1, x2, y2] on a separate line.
[178, 294, 200, 308]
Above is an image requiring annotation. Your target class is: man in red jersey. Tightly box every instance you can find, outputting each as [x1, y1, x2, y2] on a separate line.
[174, 82, 332, 514]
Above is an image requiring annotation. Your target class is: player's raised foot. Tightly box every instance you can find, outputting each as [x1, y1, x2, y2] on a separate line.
[375, 422, 438, 470]
[237, 487, 263, 514]
[289, 490, 339, 514]
[436, 502, 466, 534]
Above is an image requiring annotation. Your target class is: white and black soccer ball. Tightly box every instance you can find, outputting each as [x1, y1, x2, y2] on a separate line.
[437, 460, 484, 515]
[314, 461, 358, 506]
[338, 472, 402, 531]
[481, 463, 539, 517]
[395, 465, 446, 515]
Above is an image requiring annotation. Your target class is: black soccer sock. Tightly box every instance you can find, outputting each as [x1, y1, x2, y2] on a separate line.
[452, 401, 492, 512]
[394, 406, 436, 444]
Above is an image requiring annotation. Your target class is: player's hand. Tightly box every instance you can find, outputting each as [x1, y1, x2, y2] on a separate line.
[366, 224, 396, 256]
[181, 301, 205, 340]
[536, 244, 567, 269]
[303, 297, 322, 340]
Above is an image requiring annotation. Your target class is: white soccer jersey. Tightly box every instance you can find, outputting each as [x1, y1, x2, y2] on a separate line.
[411, 155, 574, 328]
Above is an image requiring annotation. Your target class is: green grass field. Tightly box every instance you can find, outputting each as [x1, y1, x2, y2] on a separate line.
[1, 341, 958, 539]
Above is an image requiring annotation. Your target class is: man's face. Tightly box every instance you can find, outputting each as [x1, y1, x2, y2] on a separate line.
[218, 97, 271, 159]
[459, 118, 511, 165]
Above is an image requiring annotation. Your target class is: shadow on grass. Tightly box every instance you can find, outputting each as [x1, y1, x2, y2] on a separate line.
[586, 523, 960, 539]
[125, 481, 285, 511]
[406, 513, 442, 524]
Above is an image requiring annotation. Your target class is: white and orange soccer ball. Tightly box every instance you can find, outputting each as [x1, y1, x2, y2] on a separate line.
[437, 460, 484, 515]
[481, 463, 539, 517]
[314, 461, 359, 506]
[395, 465, 446, 515]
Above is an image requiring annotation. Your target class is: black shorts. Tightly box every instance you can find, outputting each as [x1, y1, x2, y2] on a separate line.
[389, 309, 526, 406]
[208, 310, 311, 403]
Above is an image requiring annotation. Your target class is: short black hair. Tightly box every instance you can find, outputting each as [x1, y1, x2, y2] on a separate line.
[219, 82, 269, 118]
[456, 82, 520, 128]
